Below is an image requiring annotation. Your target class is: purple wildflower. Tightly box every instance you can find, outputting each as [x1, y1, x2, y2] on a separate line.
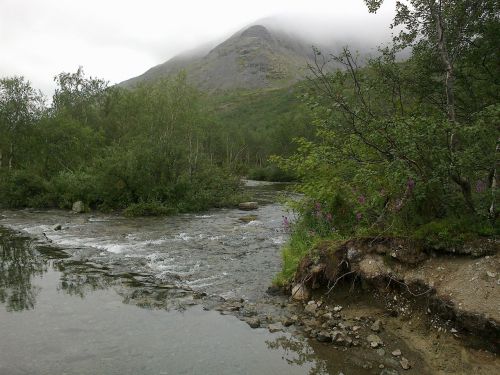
[476, 180, 486, 193]
[282, 216, 290, 231]
[314, 202, 322, 211]
[355, 212, 363, 221]
[407, 178, 415, 192]
[325, 213, 333, 222]
[358, 195, 366, 204]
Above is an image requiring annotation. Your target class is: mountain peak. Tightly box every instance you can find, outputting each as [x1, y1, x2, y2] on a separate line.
[240, 25, 273, 42]
[119, 21, 314, 91]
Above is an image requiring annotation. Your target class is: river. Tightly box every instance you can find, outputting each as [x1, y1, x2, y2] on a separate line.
[0, 181, 347, 375]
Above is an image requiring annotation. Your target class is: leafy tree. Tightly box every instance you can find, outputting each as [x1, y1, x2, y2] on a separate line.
[0, 77, 44, 170]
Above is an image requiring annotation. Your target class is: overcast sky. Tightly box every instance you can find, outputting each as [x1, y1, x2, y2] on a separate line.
[1, 0, 396, 96]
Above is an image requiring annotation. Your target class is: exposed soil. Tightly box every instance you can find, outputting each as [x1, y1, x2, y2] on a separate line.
[258, 236, 500, 373]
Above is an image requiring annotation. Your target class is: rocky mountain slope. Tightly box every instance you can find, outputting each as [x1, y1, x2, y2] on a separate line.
[120, 24, 321, 91]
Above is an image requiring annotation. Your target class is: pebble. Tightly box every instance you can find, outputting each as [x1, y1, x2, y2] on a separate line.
[371, 319, 383, 332]
[305, 303, 318, 314]
[282, 317, 295, 327]
[367, 334, 383, 348]
[486, 271, 497, 278]
[333, 305, 343, 312]
[376, 348, 386, 356]
[268, 322, 284, 333]
[391, 349, 402, 357]
[400, 357, 411, 370]
[316, 331, 332, 342]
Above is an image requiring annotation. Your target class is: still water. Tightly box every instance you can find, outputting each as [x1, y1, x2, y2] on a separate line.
[0, 230, 335, 375]
[0, 182, 361, 375]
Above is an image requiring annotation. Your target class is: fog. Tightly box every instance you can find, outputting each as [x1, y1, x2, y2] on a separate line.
[0, 0, 396, 96]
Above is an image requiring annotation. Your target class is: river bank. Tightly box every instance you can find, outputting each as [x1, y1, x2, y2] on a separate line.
[0, 181, 498, 374]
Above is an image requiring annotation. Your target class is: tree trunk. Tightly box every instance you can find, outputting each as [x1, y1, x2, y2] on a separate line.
[432, 1, 474, 211]
[490, 139, 499, 219]
[8, 142, 13, 170]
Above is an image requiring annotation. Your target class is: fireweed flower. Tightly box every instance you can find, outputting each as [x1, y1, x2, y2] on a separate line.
[476, 180, 486, 193]
[325, 213, 333, 222]
[358, 195, 366, 204]
[407, 178, 415, 192]
[282, 216, 290, 231]
[356, 212, 362, 221]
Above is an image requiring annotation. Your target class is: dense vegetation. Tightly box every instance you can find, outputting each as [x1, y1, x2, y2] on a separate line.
[274, 0, 499, 283]
[204, 86, 313, 180]
[0, 63, 313, 214]
[0, 71, 239, 214]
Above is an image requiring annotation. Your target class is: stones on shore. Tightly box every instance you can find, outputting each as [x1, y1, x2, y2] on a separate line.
[305, 301, 319, 314]
[367, 334, 383, 348]
[316, 331, 332, 342]
[380, 369, 400, 375]
[268, 322, 284, 333]
[238, 202, 258, 211]
[486, 271, 497, 278]
[245, 317, 261, 328]
[291, 283, 310, 301]
[371, 319, 383, 332]
[53, 223, 62, 231]
[391, 349, 402, 357]
[399, 357, 411, 370]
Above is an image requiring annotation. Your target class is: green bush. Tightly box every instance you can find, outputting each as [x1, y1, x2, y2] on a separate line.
[0, 170, 49, 208]
[246, 165, 295, 182]
[123, 202, 177, 217]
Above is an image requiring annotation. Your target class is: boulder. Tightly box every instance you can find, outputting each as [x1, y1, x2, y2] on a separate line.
[72, 201, 85, 213]
[291, 283, 310, 301]
[53, 224, 62, 231]
[238, 202, 258, 211]
[245, 317, 261, 329]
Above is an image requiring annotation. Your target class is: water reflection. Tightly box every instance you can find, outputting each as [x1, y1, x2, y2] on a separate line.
[266, 335, 329, 374]
[0, 228, 200, 313]
[0, 230, 46, 311]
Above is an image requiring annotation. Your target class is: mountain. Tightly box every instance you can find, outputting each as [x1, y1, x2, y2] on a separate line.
[120, 24, 320, 91]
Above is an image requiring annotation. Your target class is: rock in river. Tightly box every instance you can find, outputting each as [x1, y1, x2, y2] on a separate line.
[239, 215, 258, 223]
[238, 202, 258, 211]
[72, 201, 85, 213]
